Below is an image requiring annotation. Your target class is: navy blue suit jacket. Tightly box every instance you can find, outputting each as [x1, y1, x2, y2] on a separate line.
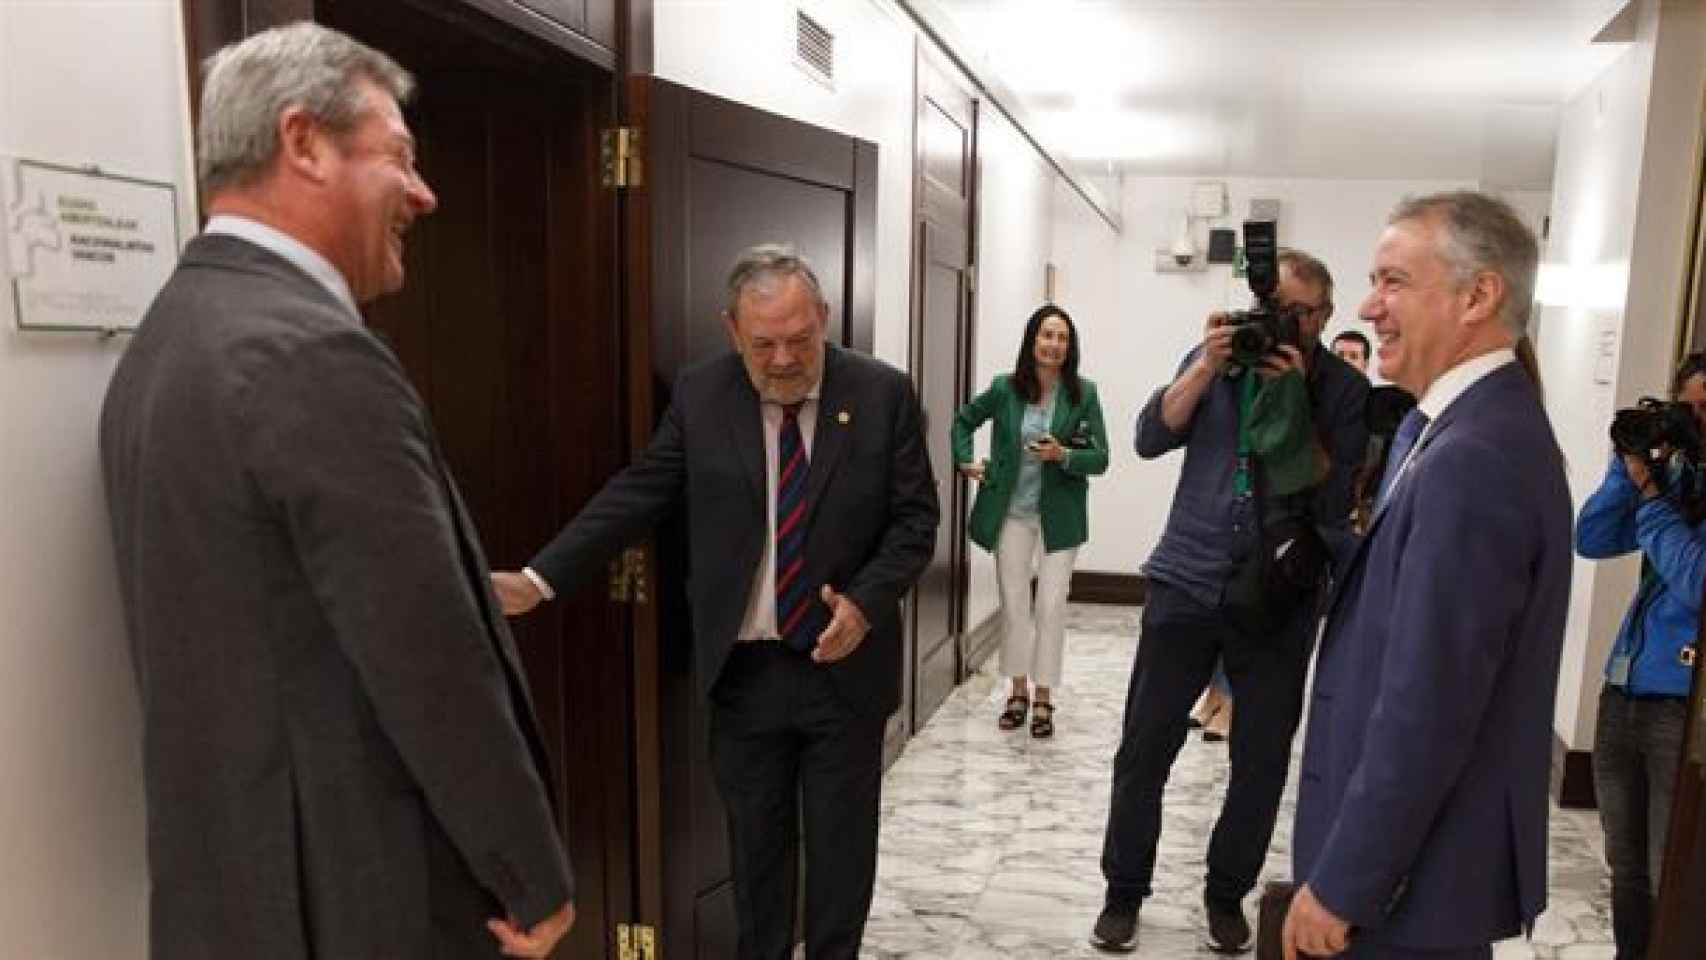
[1293, 362, 1572, 951]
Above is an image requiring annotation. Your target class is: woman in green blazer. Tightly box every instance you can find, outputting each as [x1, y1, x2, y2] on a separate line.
[951, 304, 1108, 737]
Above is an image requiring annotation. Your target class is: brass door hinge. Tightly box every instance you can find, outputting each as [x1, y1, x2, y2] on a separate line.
[617, 922, 658, 960]
[607, 546, 650, 604]
[602, 127, 644, 188]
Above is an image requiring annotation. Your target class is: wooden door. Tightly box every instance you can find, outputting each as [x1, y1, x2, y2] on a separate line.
[907, 47, 978, 737]
[1653, 651, 1705, 957]
[623, 77, 878, 959]
[183, 2, 633, 957]
[321, 5, 633, 959]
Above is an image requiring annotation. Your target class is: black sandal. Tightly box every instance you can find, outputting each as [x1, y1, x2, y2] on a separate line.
[998, 695, 1029, 730]
[1030, 701, 1055, 738]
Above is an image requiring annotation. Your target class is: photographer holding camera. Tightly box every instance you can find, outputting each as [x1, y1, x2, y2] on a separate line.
[1575, 351, 1706, 960]
[1092, 241, 1368, 953]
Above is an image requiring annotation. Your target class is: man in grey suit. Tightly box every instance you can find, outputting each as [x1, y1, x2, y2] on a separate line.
[100, 24, 573, 959]
[1283, 192, 1572, 959]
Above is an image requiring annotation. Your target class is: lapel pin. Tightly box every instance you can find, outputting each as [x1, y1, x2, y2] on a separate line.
[837, 410, 851, 425]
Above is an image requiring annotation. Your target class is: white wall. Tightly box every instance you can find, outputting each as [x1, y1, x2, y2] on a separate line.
[1051, 174, 1471, 576]
[655, 0, 1067, 632]
[1543, 0, 1706, 751]
[654, 0, 919, 367]
[0, 0, 199, 954]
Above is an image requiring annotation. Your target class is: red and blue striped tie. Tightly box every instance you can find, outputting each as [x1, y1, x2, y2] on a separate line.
[776, 402, 816, 651]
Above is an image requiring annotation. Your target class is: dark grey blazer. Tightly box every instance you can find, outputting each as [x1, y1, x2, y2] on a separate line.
[100, 234, 572, 958]
[529, 344, 939, 717]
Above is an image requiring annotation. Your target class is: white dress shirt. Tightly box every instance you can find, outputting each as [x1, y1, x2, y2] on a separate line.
[204, 215, 360, 319]
[738, 390, 820, 641]
[521, 385, 822, 633]
[1386, 347, 1516, 495]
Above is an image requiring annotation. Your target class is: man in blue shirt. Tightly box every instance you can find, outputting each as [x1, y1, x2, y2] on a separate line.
[1092, 249, 1368, 953]
[1575, 351, 1706, 960]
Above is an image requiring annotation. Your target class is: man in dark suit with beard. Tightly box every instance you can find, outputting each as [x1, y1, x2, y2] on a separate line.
[100, 23, 573, 959]
[493, 244, 938, 960]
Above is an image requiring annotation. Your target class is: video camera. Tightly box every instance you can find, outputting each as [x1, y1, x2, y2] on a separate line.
[1611, 397, 1702, 466]
[1225, 220, 1308, 370]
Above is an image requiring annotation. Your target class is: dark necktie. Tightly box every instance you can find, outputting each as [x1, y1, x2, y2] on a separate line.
[1376, 408, 1429, 510]
[775, 402, 816, 650]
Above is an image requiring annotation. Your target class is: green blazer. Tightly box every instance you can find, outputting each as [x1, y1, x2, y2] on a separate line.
[951, 374, 1109, 553]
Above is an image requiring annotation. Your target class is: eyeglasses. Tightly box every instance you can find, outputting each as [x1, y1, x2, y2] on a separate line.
[1282, 300, 1332, 319]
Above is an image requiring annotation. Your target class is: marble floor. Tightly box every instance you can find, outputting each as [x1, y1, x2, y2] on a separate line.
[862, 604, 1615, 959]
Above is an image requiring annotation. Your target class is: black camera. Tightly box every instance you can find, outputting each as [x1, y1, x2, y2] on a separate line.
[1610, 398, 1701, 463]
[1225, 220, 1303, 369]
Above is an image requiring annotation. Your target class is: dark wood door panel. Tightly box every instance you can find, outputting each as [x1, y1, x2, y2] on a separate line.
[683, 160, 849, 362]
[516, 0, 586, 32]
[315, 3, 628, 956]
[912, 226, 967, 730]
[688, 97, 858, 192]
[908, 46, 977, 739]
[1653, 658, 1704, 957]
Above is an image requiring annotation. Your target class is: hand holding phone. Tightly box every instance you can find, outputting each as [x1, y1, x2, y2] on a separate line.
[1027, 434, 1065, 462]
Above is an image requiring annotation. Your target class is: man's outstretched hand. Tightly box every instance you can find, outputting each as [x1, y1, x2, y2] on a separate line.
[491, 571, 546, 617]
[488, 900, 576, 958]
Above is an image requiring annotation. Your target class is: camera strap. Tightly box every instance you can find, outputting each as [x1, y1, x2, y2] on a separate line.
[1234, 372, 1259, 498]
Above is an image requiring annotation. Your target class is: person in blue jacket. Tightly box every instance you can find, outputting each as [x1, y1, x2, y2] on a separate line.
[1575, 351, 1706, 960]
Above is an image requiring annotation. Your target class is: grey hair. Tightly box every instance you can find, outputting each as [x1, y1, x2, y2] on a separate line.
[723, 244, 828, 320]
[1389, 191, 1539, 336]
[198, 22, 414, 194]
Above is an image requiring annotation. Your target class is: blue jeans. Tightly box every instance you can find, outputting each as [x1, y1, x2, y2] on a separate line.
[1592, 685, 1689, 960]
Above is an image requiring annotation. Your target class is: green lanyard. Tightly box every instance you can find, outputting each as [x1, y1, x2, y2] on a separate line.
[1233, 372, 1257, 497]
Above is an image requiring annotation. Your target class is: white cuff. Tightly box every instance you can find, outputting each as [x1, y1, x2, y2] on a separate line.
[521, 566, 556, 602]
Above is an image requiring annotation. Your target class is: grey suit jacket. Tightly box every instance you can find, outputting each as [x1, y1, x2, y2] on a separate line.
[100, 234, 572, 958]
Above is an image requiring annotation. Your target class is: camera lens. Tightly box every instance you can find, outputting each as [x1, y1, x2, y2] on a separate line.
[1229, 323, 1271, 359]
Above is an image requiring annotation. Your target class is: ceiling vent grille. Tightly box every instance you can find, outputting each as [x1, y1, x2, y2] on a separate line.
[794, 9, 835, 88]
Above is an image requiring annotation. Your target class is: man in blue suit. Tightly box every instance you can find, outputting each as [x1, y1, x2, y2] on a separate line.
[1283, 192, 1573, 959]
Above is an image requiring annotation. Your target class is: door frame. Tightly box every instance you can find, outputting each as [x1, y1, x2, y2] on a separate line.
[1654, 115, 1706, 956]
[904, 38, 979, 741]
[619, 75, 879, 958]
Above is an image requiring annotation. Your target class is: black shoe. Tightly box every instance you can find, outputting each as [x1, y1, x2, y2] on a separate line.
[1203, 893, 1251, 953]
[1090, 900, 1139, 953]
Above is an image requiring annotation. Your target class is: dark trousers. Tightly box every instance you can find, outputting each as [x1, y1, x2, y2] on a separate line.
[1592, 685, 1689, 960]
[1341, 942, 1491, 959]
[709, 643, 886, 960]
[1101, 580, 1312, 905]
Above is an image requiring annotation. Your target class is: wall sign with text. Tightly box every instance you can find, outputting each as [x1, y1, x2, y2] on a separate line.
[3, 156, 180, 332]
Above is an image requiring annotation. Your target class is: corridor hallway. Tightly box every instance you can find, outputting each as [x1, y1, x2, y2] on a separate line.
[862, 605, 1616, 959]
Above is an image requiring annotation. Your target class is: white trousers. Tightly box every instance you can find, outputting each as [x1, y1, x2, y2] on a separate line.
[994, 515, 1079, 688]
